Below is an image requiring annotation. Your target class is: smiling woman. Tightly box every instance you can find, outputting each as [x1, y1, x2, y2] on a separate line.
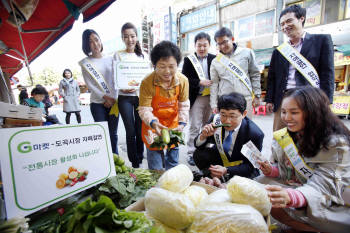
[138, 41, 190, 171]
[257, 86, 350, 233]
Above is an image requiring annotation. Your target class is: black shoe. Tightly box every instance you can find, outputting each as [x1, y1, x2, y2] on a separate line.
[187, 156, 195, 166]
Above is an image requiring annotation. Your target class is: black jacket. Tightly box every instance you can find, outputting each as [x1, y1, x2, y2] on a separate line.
[194, 116, 264, 178]
[265, 33, 334, 111]
[181, 52, 216, 107]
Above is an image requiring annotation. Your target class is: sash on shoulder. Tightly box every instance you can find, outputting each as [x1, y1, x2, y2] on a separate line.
[273, 128, 314, 180]
[187, 53, 210, 96]
[79, 58, 118, 117]
[277, 43, 320, 87]
[213, 114, 243, 167]
[216, 53, 254, 98]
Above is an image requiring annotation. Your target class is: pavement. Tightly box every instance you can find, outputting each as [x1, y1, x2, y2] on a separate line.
[50, 104, 350, 169]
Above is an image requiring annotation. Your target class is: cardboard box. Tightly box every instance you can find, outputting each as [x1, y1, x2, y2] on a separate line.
[0, 101, 42, 120]
[3, 118, 42, 127]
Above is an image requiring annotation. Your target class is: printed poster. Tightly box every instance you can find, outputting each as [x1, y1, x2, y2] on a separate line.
[115, 61, 152, 89]
[0, 122, 116, 218]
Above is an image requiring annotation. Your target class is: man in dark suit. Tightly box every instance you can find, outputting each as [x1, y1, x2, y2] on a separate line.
[193, 92, 264, 179]
[265, 4, 334, 131]
[182, 32, 216, 166]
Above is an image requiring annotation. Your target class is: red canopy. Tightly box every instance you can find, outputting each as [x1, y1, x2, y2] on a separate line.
[0, 0, 116, 78]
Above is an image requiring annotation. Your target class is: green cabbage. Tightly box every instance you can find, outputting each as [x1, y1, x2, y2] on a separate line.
[157, 164, 193, 193]
[227, 176, 271, 216]
[145, 187, 195, 230]
[199, 189, 232, 206]
[188, 202, 268, 233]
[183, 185, 208, 207]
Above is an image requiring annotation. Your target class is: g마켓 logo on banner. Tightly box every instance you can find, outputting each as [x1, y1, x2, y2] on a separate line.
[17, 141, 32, 153]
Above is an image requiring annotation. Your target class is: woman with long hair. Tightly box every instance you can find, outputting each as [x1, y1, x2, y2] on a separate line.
[257, 86, 350, 232]
[79, 29, 119, 154]
[59, 68, 81, 124]
[113, 22, 149, 168]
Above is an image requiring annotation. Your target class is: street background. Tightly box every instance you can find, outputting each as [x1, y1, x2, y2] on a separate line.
[50, 104, 350, 169]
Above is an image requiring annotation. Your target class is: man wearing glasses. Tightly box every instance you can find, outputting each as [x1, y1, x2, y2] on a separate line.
[210, 27, 261, 119]
[265, 4, 334, 131]
[193, 92, 264, 180]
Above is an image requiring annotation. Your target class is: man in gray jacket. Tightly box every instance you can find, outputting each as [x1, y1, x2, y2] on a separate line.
[210, 27, 261, 118]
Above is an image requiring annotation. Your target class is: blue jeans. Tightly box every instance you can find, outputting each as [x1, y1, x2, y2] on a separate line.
[146, 147, 179, 170]
[90, 103, 119, 154]
[118, 96, 144, 167]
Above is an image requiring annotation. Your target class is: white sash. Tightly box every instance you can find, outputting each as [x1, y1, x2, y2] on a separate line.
[79, 58, 112, 94]
[188, 53, 210, 96]
[274, 128, 314, 180]
[188, 53, 206, 81]
[277, 43, 320, 87]
[216, 53, 254, 97]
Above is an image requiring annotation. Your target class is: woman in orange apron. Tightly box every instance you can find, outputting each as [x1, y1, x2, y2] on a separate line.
[138, 41, 190, 170]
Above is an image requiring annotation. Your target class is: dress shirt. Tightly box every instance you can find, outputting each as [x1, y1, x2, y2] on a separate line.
[286, 32, 306, 89]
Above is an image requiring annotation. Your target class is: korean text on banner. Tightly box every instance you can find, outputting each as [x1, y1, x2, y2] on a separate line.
[115, 61, 152, 89]
[0, 122, 116, 218]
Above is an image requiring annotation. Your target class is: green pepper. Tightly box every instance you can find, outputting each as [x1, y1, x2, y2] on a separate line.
[161, 129, 170, 144]
[213, 123, 231, 128]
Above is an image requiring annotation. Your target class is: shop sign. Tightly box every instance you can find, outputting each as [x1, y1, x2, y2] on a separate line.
[255, 10, 275, 36]
[304, 0, 321, 27]
[0, 123, 116, 218]
[238, 16, 254, 40]
[334, 52, 350, 66]
[180, 5, 216, 33]
[331, 96, 350, 115]
[116, 61, 152, 89]
[219, 0, 243, 8]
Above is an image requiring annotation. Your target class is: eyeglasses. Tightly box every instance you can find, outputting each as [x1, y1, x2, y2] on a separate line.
[216, 40, 230, 47]
[220, 113, 241, 120]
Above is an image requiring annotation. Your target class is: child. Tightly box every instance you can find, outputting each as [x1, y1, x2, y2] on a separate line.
[24, 86, 59, 124]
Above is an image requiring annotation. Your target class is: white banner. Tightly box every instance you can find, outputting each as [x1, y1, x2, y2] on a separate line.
[115, 61, 152, 89]
[0, 122, 116, 218]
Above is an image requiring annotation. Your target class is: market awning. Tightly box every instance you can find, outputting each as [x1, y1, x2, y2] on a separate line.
[254, 48, 274, 66]
[0, 0, 116, 78]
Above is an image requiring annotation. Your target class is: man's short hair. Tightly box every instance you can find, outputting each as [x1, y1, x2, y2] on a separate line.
[194, 32, 211, 44]
[214, 27, 233, 42]
[218, 92, 246, 114]
[280, 4, 306, 26]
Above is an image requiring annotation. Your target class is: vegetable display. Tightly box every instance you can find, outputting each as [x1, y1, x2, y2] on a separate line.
[227, 176, 271, 216]
[65, 195, 158, 233]
[150, 129, 184, 149]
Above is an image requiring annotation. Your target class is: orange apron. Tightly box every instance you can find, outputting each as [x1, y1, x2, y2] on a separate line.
[142, 85, 179, 150]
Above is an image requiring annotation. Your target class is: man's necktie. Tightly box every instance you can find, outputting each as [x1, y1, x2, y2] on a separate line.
[223, 130, 233, 156]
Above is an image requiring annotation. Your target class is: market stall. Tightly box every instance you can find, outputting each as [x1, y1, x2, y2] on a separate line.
[331, 50, 350, 118]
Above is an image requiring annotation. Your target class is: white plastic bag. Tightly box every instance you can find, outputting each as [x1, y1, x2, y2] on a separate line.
[145, 187, 195, 230]
[227, 176, 271, 216]
[188, 202, 269, 233]
[183, 185, 208, 207]
[157, 164, 193, 192]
